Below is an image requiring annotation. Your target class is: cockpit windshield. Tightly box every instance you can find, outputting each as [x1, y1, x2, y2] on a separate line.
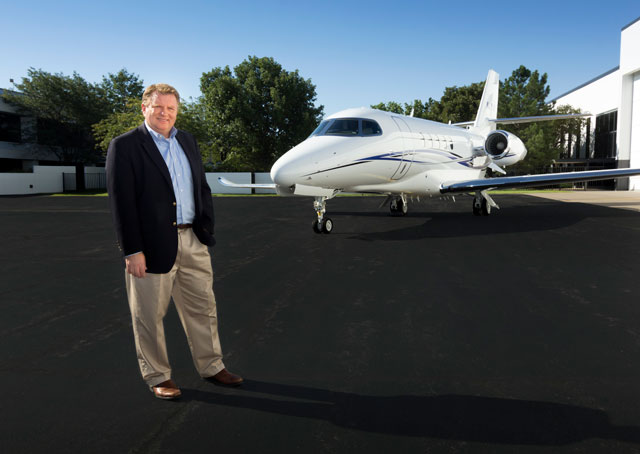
[309, 118, 383, 137]
[326, 119, 359, 135]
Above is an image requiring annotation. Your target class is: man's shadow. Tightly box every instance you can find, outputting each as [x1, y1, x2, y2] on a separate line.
[182, 380, 640, 445]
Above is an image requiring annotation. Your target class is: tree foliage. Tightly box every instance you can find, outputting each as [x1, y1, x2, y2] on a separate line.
[98, 69, 144, 114]
[3, 67, 144, 164]
[373, 82, 485, 124]
[497, 66, 554, 173]
[200, 56, 324, 171]
[92, 98, 143, 154]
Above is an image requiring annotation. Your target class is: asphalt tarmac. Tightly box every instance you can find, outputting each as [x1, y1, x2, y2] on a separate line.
[2, 193, 640, 453]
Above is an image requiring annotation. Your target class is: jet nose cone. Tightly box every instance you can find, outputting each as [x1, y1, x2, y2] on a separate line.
[271, 156, 298, 187]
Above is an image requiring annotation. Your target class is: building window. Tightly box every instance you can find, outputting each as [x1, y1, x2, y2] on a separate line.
[594, 110, 617, 159]
[0, 112, 21, 143]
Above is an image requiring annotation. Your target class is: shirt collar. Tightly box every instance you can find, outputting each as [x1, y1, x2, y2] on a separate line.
[145, 121, 178, 140]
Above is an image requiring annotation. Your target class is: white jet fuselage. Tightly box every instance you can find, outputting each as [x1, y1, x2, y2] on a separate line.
[270, 107, 507, 196]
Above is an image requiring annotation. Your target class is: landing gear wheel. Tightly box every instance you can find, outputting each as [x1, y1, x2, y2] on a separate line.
[312, 220, 322, 233]
[473, 199, 482, 216]
[390, 197, 408, 216]
[400, 200, 408, 215]
[321, 218, 333, 234]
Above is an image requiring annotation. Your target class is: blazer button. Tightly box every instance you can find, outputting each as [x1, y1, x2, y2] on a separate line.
[173, 202, 176, 206]
[172, 222, 177, 226]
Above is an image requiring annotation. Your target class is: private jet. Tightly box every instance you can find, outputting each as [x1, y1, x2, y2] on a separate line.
[220, 70, 640, 233]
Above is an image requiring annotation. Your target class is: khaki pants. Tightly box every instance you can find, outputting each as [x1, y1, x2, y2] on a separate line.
[125, 227, 225, 387]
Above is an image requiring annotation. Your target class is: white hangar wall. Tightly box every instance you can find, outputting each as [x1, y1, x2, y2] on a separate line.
[619, 19, 640, 190]
[553, 68, 619, 126]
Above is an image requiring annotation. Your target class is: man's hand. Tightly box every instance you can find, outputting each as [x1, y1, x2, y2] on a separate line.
[125, 252, 147, 278]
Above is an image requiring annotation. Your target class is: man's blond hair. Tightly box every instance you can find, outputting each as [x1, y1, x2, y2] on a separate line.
[142, 83, 180, 106]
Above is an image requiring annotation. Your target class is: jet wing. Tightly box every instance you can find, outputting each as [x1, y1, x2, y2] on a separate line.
[440, 168, 640, 194]
[218, 177, 276, 189]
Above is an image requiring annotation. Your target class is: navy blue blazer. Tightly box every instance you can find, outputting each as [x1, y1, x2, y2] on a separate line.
[106, 124, 215, 273]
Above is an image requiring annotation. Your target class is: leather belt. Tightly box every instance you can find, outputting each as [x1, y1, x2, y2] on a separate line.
[177, 224, 192, 229]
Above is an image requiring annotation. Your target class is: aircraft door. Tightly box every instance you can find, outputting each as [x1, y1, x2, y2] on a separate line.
[390, 117, 413, 180]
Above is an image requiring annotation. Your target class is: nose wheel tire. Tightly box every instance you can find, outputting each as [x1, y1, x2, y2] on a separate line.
[322, 218, 333, 233]
[312, 218, 334, 234]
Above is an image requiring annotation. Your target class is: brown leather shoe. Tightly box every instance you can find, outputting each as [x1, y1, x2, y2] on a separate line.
[151, 379, 181, 400]
[207, 369, 243, 386]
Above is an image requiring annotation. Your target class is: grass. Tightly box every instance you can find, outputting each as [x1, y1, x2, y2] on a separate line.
[51, 190, 108, 197]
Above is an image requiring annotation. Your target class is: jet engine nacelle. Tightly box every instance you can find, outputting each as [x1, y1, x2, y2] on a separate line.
[484, 130, 527, 167]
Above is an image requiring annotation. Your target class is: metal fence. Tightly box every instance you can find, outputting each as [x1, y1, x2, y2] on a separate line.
[62, 173, 107, 192]
[506, 163, 617, 191]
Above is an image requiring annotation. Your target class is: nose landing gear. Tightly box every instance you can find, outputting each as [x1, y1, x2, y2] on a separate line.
[312, 196, 333, 233]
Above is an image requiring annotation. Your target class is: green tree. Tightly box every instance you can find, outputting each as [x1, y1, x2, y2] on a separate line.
[3, 67, 145, 165]
[498, 66, 554, 173]
[99, 68, 144, 114]
[371, 101, 406, 115]
[92, 98, 143, 153]
[548, 103, 589, 162]
[374, 83, 484, 124]
[437, 82, 485, 124]
[3, 68, 106, 165]
[200, 56, 324, 171]
[175, 98, 219, 168]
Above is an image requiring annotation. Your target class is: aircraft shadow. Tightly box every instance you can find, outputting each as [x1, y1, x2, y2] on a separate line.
[326, 199, 640, 240]
[337, 207, 584, 241]
[182, 380, 640, 445]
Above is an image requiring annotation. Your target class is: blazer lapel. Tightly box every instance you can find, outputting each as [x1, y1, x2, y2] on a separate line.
[137, 124, 173, 190]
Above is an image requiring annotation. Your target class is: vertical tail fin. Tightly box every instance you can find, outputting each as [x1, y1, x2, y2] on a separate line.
[472, 69, 499, 136]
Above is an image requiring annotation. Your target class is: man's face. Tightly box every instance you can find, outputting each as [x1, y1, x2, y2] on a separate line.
[142, 92, 178, 138]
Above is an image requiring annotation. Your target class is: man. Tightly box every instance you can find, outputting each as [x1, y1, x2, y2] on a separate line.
[106, 83, 242, 399]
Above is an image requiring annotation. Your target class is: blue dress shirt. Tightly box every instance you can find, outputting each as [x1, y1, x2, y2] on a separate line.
[145, 122, 195, 225]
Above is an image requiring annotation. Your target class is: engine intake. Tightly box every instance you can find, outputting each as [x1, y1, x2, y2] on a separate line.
[485, 130, 509, 158]
[483, 130, 527, 166]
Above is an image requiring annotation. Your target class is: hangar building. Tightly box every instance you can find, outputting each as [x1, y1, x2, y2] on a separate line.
[551, 16, 640, 190]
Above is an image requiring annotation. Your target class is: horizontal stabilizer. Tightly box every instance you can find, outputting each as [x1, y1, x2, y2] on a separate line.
[453, 113, 590, 128]
[490, 113, 590, 125]
[218, 177, 277, 189]
[440, 168, 640, 194]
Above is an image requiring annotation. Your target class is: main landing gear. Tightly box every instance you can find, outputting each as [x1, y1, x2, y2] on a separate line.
[472, 190, 499, 216]
[389, 194, 408, 216]
[312, 196, 333, 234]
